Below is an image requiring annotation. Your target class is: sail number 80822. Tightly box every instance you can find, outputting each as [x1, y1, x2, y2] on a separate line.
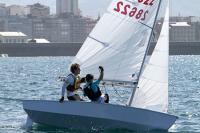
[113, 1, 152, 21]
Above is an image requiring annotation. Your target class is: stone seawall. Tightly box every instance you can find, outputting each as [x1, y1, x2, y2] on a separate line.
[1, 42, 200, 57]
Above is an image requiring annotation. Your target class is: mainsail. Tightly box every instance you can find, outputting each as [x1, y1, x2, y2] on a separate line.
[131, 1, 169, 113]
[73, 0, 161, 83]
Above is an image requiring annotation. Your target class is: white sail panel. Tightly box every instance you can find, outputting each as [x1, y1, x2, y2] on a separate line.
[73, 0, 160, 82]
[131, 1, 169, 113]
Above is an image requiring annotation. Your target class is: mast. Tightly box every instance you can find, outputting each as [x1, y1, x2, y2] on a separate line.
[128, 0, 163, 106]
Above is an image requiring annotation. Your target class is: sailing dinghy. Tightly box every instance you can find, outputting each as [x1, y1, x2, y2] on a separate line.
[23, 0, 177, 131]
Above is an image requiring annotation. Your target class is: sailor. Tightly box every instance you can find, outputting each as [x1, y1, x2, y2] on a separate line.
[83, 66, 109, 103]
[59, 63, 85, 102]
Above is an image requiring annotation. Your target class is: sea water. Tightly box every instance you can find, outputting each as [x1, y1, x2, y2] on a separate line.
[0, 56, 199, 133]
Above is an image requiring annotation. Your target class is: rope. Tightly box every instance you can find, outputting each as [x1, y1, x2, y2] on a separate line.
[113, 85, 124, 99]
[102, 82, 124, 99]
[102, 82, 108, 94]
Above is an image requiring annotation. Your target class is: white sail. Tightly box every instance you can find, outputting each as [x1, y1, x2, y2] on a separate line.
[131, 1, 169, 113]
[73, 0, 161, 82]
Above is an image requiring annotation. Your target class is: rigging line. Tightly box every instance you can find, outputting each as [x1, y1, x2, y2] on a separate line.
[128, 0, 163, 106]
[114, 87, 124, 99]
[139, 22, 153, 30]
[102, 84, 108, 94]
[102, 81, 125, 99]
[88, 9, 136, 51]
[88, 35, 127, 53]
[82, 66, 135, 77]
[101, 84, 134, 89]
[111, 84, 124, 99]
[87, 10, 129, 48]
[102, 79, 134, 84]
[80, 36, 124, 66]
[78, 32, 117, 65]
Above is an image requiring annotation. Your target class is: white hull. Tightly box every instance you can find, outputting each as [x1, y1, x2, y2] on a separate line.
[23, 100, 177, 131]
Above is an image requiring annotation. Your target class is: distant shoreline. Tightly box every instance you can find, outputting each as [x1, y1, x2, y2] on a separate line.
[1, 42, 200, 57]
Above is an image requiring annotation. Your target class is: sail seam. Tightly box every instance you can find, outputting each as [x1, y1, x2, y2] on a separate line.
[146, 63, 168, 68]
[140, 76, 168, 84]
[125, 0, 138, 5]
[153, 49, 168, 53]
[88, 35, 109, 47]
[105, 11, 153, 29]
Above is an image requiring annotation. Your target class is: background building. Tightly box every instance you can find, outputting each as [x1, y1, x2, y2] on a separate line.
[168, 16, 200, 42]
[0, 19, 7, 31]
[0, 3, 7, 17]
[5, 16, 32, 37]
[56, 0, 79, 16]
[7, 5, 30, 16]
[0, 32, 28, 43]
[28, 3, 50, 18]
[2, 2, 200, 43]
[170, 22, 193, 42]
[71, 0, 79, 15]
[32, 16, 97, 43]
[169, 22, 200, 42]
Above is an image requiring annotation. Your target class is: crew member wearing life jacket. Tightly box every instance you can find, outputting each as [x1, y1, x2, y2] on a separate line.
[59, 63, 84, 102]
[83, 66, 109, 103]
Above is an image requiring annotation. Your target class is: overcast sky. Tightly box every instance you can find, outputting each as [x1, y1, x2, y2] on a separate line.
[1, 0, 200, 18]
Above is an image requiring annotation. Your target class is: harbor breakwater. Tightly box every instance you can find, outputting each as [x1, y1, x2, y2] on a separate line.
[1, 42, 200, 57]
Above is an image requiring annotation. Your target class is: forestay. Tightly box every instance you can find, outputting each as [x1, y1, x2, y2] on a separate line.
[131, 1, 169, 113]
[73, 0, 161, 83]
